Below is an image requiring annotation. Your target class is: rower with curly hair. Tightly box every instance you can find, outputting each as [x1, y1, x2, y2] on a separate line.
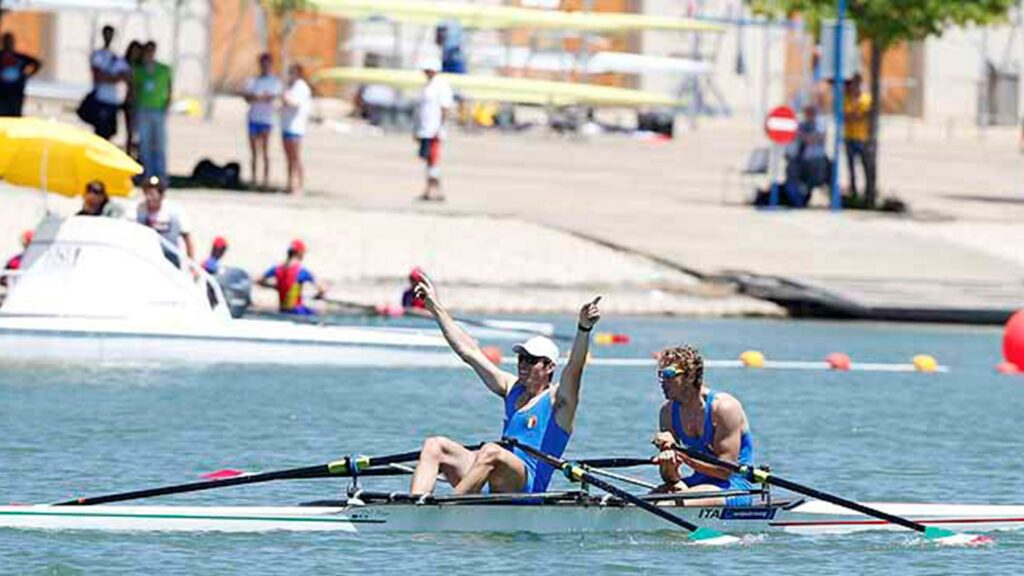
[651, 345, 757, 506]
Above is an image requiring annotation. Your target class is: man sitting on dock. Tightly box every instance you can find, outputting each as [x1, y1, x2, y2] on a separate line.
[409, 275, 601, 495]
[652, 345, 757, 506]
[258, 239, 326, 315]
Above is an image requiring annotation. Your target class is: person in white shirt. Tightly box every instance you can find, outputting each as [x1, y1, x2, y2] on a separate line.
[136, 176, 194, 265]
[280, 63, 312, 195]
[413, 59, 454, 202]
[242, 53, 281, 191]
[89, 25, 130, 140]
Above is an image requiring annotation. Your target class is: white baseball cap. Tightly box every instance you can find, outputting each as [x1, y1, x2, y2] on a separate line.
[512, 336, 560, 364]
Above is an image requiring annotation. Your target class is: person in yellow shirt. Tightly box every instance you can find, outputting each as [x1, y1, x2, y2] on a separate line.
[843, 75, 872, 197]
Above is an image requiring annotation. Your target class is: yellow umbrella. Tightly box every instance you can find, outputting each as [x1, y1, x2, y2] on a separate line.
[0, 117, 142, 198]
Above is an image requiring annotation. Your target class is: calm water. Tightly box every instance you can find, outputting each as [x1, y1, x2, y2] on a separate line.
[1, 317, 1022, 574]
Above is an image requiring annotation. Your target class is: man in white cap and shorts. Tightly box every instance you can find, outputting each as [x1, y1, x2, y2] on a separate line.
[413, 58, 454, 201]
[409, 274, 602, 495]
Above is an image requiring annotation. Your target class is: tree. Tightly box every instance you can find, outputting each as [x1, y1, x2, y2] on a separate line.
[752, 0, 1016, 208]
[261, 0, 312, 70]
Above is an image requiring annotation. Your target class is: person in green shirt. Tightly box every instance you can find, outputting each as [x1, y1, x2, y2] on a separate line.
[134, 41, 172, 182]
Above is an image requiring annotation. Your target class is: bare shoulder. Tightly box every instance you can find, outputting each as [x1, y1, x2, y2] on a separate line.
[711, 392, 747, 425]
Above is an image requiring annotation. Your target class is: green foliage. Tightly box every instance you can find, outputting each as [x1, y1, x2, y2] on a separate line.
[262, 0, 312, 18]
[751, 0, 1016, 48]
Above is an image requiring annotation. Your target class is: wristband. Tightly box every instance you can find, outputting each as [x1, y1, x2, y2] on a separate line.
[578, 323, 592, 332]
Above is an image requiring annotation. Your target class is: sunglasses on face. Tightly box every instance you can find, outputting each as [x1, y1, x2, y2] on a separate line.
[86, 186, 104, 196]
[518, 354, 546, 366]
[658, 366, 685, 381]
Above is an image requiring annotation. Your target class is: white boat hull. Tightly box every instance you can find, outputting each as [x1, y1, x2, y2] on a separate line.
[1, 501, 1022, 535]
[0, 316, 461, 367]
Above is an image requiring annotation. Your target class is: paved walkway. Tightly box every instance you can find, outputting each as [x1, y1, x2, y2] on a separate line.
[3, 97, 1022, 314]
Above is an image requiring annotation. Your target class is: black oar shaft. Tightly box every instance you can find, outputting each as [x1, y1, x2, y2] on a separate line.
[672, 443, 926, 534]
[504, 438, 704, 534]
[55, 446, 467, 507]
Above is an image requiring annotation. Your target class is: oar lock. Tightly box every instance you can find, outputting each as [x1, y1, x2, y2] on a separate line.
[739, 464, 772, 484]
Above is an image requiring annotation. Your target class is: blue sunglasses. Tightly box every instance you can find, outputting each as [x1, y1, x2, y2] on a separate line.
[658, 366, 684, 380]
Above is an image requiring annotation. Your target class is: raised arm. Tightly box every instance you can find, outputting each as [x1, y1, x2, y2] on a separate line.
[553, 296, 601, 431]
[416, 276, 515, 397]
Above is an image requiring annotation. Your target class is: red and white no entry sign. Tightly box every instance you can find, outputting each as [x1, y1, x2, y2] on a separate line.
[764, 106, 798, 145]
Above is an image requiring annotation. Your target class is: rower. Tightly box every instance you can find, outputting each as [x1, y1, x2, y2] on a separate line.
[258, 239, 326, 315]
[652, 345, 756, 506]
[409, 276, 601, 495]
[1, 229, 32, 288]
[400, 266, 430, 317]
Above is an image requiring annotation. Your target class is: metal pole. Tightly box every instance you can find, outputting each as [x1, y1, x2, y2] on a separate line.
[829, 0, 847, 212]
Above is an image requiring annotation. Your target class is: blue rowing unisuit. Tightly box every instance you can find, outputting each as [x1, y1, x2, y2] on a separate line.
[502, 384, 571, 493]
[671, 390, 755, 506]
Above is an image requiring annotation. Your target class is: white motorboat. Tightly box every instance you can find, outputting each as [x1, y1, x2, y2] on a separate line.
[0, 216, 458, 366]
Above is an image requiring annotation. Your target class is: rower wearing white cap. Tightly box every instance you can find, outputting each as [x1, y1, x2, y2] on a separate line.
[409, 275, 601, 495]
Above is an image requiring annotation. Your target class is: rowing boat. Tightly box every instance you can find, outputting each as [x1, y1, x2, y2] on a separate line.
[2, 491, 1021, 535]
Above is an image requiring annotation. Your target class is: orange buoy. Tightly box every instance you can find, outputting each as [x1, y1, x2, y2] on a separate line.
[996, 361, 1021, 375]
[482, 346, 503, 365]
[826, 353, 851, 371]
[1003, 309, 1024, 370]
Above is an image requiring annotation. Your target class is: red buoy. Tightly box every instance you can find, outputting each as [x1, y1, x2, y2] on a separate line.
[826, 353, 851, 371]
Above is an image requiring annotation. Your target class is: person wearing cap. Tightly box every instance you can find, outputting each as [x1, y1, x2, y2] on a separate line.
[258, 239, 326, 315]
[413, 58, 454, 202]
[409, 275, 601, 496]
[202, 236, 228, 275]
[400, 267, 430, 316]
[77, 180, 125, 218]
[136, 175, 194, 261]
[2, 230, 33, 288]
[651, 345, 757, 507]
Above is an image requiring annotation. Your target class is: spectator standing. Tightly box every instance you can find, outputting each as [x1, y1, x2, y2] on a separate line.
[843, 74, 872, 198]
[136, 176, 193, 261]
[242, 53, 281, 191]
[76, 180, 125, 218]
[122, 40, 143, 157]
[89, 25, 128, 139]
[280, 63, 312, 195]
[133, 41, 172, 182]
[0, 33, 41, 117]
[413, 58, 454, 202]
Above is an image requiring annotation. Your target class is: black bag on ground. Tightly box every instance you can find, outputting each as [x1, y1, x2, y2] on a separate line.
[191, 158, 242, 189]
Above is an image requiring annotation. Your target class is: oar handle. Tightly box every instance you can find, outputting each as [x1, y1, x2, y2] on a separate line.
[670, 443, 928, 534]
[503, 437, 712, 536]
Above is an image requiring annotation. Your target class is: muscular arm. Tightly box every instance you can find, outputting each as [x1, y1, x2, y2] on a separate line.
[554, 296, 600, 431]
[679, 394, 745, 481]
[657, 403, 682, 484]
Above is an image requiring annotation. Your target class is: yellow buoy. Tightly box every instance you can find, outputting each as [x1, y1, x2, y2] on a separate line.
[740, 350, 765, 368]
[912, 354, 938, 373]
[594, 333, 614, 346]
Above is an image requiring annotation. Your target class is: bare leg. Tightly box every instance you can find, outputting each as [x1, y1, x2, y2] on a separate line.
[249, 135, 258, 188]
[410, 436, 477, 495]
[259, 134, 270, 190]
[452, 442, 527, 495]
[652, 481, 727, 507]
[293, 138, 304, 193]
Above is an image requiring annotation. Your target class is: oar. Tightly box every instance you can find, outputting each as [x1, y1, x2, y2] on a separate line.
[670, 443, 992, 546]
[56, 445, 482, 506]
[503, 438, 740, 545]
